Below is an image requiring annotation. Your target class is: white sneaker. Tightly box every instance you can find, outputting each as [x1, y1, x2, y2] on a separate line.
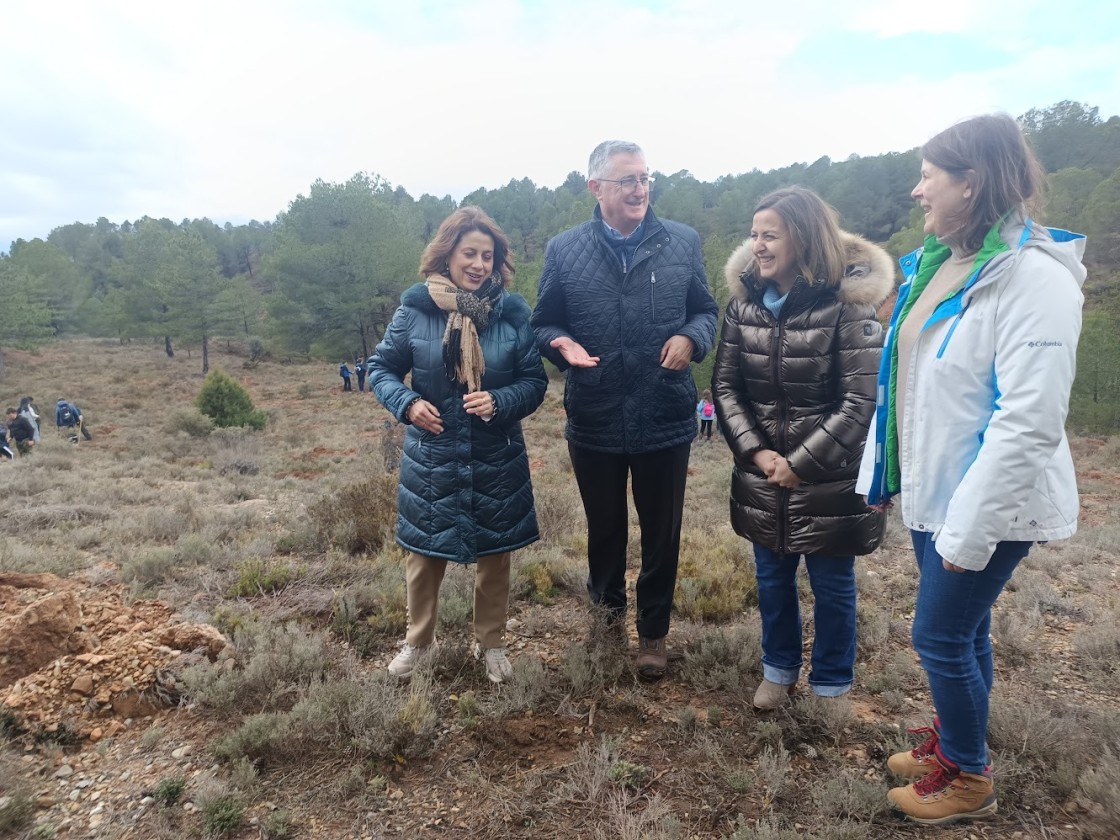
[475, 644, 513, 684]
[388, 642, 430, 679]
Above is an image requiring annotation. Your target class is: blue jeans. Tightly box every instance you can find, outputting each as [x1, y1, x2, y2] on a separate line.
[753, 545, 856, 696]
[910, 530, 1031, 774]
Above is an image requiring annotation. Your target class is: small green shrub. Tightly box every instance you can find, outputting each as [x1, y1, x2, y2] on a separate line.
[227, 558, 297, 598]
[562, 640, 627, 697]
[674, 530, 758, 622]
[151, 774, 186, 807]
[212, 713, 293, 764]
[164, 408, 215, 438]
[200, 793, 244, 838]
[262, 809, 295, 840]
[0, 704, 24, 739]
[681, 627, 759, 692]
[307, 475, 398, 554]
[180, 623, 329, 713]
[0, 791, 34, 833]
[120, 547, 177, 591]
[609, 759, 650, 789]
[196, 369, 266, 430]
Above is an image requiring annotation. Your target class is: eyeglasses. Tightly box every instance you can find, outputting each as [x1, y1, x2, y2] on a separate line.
[597, 175, 654, 191]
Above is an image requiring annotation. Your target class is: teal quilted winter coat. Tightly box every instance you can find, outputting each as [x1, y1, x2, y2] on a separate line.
[368, 282, 547, 564]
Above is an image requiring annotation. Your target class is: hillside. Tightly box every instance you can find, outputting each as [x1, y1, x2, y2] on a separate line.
[1, 341, 1118, 839]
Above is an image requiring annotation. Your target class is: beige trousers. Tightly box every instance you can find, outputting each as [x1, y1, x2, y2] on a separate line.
[404, 552, 511, 649]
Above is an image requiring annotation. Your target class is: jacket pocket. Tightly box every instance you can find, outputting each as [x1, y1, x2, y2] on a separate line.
[652, 367, 697, 424]
[648, 265, 689, 326]
[565, 366, 610, 426]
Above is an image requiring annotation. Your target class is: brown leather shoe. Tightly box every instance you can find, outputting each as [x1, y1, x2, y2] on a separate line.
[637, 636, 668, 681]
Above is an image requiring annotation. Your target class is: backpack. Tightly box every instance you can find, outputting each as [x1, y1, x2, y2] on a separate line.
[702, 402, 714, 418]
[59, 404, 75, 425]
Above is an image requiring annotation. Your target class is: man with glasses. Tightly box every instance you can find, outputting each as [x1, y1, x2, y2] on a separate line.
[532, 140, 717, 681]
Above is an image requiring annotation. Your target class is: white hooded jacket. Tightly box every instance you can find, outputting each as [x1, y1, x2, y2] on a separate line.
[857, 216, 1085, 570]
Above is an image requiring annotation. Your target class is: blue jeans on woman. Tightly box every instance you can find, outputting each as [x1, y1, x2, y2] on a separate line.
[910, 530, 1031, 774]
[753, 545, 856, 696]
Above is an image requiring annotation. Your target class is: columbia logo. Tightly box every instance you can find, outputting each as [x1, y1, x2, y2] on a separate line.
[1027, 340, 1063, 348]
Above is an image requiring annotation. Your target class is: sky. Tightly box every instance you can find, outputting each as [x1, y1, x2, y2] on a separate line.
[3, 0, 1119, 253]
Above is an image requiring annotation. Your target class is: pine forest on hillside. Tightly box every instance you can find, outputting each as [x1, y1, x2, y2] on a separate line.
[2, 100, 1119, 431]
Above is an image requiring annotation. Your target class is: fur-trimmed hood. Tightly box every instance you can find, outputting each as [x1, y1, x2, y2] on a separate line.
[723, 231, 896, 308]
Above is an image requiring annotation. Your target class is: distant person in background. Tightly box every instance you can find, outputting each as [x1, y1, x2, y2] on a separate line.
[1, 422, 14, 459]
[56, 398, 91, 442]
[712, 186, 891, 710]
[18, 397, 40, 444]
[339, 361, 352, 391]
[531, 139, 718, 681]
[858, 114, 1085, 825]
[368, 206, 547, 685]
[696, 389, 715, 442]
[354, 356, 367, 392]
[5, 408, 35, 455]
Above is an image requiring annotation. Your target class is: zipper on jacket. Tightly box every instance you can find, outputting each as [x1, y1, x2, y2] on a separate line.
[770, 319, 790, 553]
[650, 272, 657, 321]
[935, 306, 968, 358]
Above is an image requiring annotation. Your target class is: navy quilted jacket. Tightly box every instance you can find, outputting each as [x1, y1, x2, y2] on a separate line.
[368, 283, 547, 564]
[532, 207, 718, 453]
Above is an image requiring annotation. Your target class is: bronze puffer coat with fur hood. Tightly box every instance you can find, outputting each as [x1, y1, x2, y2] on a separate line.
[712, 233, 895, 556]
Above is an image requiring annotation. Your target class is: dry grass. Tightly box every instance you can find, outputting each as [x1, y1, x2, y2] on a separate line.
[0, 341, 1118, 839]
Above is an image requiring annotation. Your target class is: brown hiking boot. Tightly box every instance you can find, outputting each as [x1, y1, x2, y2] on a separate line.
[888, 724, 941, 779]
[888, 760, 997, 825]
[752, 678, 795, 710]
[636, 636, 668, 681]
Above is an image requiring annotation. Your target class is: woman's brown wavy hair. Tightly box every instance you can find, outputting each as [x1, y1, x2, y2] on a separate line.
[419, 206, 515, 287]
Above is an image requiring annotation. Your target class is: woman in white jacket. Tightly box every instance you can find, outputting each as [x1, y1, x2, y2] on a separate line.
[857, 114, 1084, 825]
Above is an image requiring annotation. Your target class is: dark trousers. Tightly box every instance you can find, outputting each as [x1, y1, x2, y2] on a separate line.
[356, 375, 366, 392]
[342, 377, 352, 391]
[568, 441, 691, 639]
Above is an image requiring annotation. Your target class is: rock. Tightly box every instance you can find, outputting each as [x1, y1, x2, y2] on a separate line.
[158, 624, 227, 660]
[53, 765, 74, 779]
[0, 591, 92, 688]
[71, 674, 95, 696]
[89, 728, 103, 742]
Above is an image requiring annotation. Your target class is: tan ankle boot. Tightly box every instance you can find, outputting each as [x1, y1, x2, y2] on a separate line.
[752, 678, 795, 710]
[888, 766, 996, 825]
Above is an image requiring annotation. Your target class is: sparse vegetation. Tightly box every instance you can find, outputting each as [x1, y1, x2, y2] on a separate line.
[151, 774, 187, 807]
[0, 342, 1117, 839]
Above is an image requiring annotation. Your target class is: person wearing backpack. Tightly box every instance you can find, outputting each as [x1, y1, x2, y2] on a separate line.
[697, 389, 715, 442]
[55, 398, 90, 443]
[339, 361, 352, 392]
[354, 356, 367, 392]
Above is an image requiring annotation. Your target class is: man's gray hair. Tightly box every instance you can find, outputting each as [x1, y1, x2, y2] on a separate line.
[588, 140, 645, 180]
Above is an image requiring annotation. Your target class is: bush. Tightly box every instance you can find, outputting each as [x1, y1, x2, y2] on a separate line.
[180, 622, 329, 713]
[196, 369, 267, 430]
[307, 475, 398, 554]
[199, 793, 244, 838]
[151, 774, 186, 807]
[164, 408, 215, 438]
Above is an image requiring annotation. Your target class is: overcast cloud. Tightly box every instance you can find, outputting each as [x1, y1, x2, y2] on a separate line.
[3, 0, 1118, 252]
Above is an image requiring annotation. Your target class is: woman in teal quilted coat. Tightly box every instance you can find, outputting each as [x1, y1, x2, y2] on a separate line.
[368, 207, 547, 684]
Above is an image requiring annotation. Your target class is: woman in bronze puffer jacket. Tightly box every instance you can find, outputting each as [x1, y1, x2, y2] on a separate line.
[712, 186, 894, 709]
